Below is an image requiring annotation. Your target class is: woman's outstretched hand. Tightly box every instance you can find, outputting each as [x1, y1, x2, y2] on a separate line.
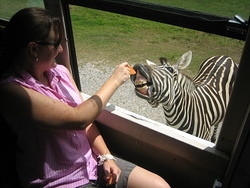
[109, 62, 131, 86]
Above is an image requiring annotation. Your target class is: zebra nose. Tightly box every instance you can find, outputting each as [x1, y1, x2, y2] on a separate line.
[130, 72, 136, 82]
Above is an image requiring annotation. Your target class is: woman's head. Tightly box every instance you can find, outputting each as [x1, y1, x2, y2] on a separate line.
[6, 7, 62, 52]
[1, 7, 63, 75]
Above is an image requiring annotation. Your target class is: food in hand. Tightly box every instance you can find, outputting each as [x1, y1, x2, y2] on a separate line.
[128, 66, 136, 75]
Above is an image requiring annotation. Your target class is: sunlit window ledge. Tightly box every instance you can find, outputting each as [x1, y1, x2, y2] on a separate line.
[81, 92, 216, 150]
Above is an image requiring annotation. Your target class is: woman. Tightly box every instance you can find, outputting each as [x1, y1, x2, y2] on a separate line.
[0, 8, 170, 188]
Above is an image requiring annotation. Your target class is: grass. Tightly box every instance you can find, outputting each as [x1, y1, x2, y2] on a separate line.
[143, 0, 250, 19]
[0, 0, 248, 77]
[0, 0, 44, 19]
[70, 5, 246, 76]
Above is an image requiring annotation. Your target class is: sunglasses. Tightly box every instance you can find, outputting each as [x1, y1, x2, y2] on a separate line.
[35, 39, 61, 49]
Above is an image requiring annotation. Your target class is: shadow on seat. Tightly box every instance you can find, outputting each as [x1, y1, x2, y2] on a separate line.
[0, 116, 22, 187]
[0, 24, 21, 187]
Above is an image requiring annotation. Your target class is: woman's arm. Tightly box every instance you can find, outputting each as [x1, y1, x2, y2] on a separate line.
[85, 123, 110, 155]
[0, 62, 130, 130]
[85, 123, 121, 185]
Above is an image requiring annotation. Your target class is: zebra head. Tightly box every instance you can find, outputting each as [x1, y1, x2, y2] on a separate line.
[131, 51, 192, 108]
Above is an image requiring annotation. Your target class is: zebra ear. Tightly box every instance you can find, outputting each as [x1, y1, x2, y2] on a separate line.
[175, 51, 192, 70]
[146, 59, 157, 66]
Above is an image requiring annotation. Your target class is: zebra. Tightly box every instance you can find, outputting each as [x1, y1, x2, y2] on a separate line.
[130, 51, 238, 142]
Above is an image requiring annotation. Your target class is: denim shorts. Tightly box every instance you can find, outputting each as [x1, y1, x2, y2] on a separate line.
[77, 157, 136, 188]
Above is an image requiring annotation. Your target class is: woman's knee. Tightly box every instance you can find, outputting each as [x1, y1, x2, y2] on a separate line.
[127, 166, 171, 188]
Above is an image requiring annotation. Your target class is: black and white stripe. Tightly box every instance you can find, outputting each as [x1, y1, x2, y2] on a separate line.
[131, 51, 238, 142]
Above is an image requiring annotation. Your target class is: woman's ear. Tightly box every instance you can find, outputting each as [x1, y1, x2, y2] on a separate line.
[27, 42, 39, 58]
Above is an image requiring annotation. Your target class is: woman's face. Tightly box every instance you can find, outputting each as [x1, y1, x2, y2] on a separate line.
[35, 27, 63, 70]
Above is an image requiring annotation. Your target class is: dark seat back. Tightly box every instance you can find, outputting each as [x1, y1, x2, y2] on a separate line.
[0, 24, 22, 187]
[0, 115, 21, 187]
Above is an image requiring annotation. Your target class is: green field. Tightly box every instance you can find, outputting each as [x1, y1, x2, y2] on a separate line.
[1, 0, 249, 77]
[0, 0, 44, 18]
[143, 0, 250, 19]
[69, 2, 248, 76]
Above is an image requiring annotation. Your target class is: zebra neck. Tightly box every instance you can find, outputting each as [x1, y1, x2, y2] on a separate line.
[177, 72, 196, 92]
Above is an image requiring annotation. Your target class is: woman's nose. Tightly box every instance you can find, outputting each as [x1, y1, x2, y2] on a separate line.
[57, 43, 63, 53]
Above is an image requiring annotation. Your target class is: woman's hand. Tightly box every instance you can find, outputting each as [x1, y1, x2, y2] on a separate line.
[103, 159, 121, 186]
[109, 62, 131, 87]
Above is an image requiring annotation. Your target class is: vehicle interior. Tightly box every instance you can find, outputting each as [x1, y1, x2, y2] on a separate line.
[0, 0, 249, 187]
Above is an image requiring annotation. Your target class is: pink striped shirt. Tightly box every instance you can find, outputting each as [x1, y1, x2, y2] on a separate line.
[1, 64, 97, 187]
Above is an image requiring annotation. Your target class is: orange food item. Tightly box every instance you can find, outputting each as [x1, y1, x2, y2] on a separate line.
[128, 66, 136, 75]
[106, 174, 113, 186]
[109, 175, 113, 185]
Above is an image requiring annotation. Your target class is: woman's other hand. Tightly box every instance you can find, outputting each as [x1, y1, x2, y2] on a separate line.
[103, 159, 121, 186]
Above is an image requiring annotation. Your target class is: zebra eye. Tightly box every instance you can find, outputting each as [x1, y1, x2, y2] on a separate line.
[167, 67, 174, 73]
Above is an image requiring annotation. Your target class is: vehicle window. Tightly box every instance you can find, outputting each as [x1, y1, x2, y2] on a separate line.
[1, 0, 246, 143]
[69, 4, 245, 142]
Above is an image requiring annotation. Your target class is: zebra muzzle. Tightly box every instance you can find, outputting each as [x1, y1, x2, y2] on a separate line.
[131, 64, 153, 98]
[133, 72, 151, 96]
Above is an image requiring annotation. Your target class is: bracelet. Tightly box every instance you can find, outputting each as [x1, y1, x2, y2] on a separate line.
[97, 154, 116, 166]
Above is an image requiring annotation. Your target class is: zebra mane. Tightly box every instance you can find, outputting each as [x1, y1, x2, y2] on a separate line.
[176, 70, 197, 92]
[179, 69, 193, 80]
